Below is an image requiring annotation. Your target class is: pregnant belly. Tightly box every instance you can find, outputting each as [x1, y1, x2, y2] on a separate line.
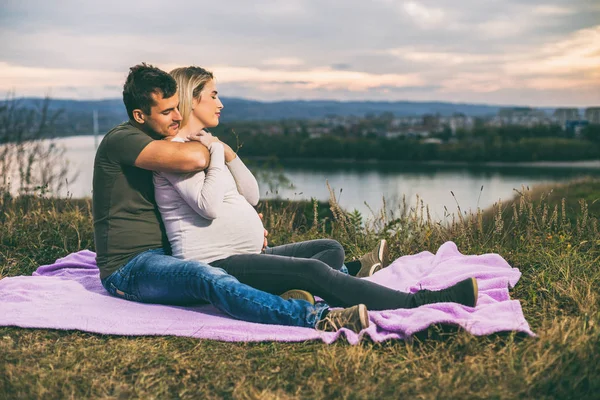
[205, 201, 264, 256]
[223, 206, 264, 253]
[177, 198, 266, 263]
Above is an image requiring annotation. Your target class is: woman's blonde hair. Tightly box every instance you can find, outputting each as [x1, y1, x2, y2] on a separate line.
[170, 66, 214, 128]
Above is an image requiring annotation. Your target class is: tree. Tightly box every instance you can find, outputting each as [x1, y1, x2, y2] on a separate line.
[0, 93, 77, 196]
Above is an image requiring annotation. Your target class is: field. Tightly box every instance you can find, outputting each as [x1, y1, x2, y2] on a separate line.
[1, 179, 599, 399]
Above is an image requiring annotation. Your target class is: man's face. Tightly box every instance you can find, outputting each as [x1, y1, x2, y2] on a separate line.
[140, 92, 182, 138]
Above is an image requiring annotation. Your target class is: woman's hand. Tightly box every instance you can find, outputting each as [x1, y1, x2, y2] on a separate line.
[187, 129, 211, 143]
[189, 130, 221, 149]
[258, 213, 268, 251]
[188, 130, 217, 144]
[189, 131, 235, 161]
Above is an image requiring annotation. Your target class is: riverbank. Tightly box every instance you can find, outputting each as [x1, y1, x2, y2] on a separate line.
[247, 155, 600, 169]
[0, 179, 598, 399]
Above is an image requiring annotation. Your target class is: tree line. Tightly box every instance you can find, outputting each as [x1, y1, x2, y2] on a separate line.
[211, 123, 600, 163]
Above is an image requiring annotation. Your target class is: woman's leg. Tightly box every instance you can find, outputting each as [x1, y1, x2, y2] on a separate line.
[266, 239, 388, 277]
[265, 239, 346, 271]
[212, 253, 416, 310]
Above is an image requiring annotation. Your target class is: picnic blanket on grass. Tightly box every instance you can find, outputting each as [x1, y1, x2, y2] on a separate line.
[0, 242, 535, 344]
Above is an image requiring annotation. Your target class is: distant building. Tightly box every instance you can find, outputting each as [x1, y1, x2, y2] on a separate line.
[384, 127, 430, 139]
[584, 107, 600, 124]
[307, 127, 331, 138]
[498, 107, 535, 118]
[384, 131, 405, 139]
[496, 107, 547, 126]
[267, 125, 284, 135]
[421, 138, 443, 145]
[407, 127, 431, 138]
[553, 108, 580, 125]
[422, 114, 440, 130]
[565, 120, 589, 137]
[446, 113, 473, 133]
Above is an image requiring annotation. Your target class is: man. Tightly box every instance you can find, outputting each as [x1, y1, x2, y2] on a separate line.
[93, 63, 369, 333]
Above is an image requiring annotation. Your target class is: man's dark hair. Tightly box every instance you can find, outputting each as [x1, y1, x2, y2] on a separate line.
[122, 63, 177, 119]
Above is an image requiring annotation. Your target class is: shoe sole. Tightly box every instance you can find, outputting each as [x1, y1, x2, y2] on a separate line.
[471, 277, 479, 307]
[378, 239, 390, 268]
[280, 290, 315, 305]
[358, 304, 370, 330]
[369, 262, 382, 276]
[357, 239, 389, 278]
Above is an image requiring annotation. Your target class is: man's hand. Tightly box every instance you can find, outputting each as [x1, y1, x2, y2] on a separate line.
[258, 213, 268, 251]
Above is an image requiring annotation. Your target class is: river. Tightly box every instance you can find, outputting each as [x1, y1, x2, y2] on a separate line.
[33, 136, 600, 220]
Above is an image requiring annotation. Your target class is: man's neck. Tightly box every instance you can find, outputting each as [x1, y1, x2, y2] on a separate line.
[130, 119, 162, 140]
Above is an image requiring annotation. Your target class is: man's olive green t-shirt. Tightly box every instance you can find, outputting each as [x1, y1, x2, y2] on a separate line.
[93, 121, 170, 279]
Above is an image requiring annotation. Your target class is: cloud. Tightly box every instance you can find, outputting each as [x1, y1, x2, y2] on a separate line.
[403, 1, 446, 27]
[330, 63, 352, 70]
[504, 26, 600, 77]
[533, 5, 575, 16]
[383, 24, 600, 97]
[207, 66, 424, 92]
[388, 49, 496, 65]
[0, 0, 599, 106]
[0, 62, 124, 98]
[262, 58, 305, 67]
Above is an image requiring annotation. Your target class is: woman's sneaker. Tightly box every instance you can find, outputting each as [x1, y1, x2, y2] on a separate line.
[316, 304, 370, 333]
[412, 278, 479, 308]
[280, 289, 315, 305]
[356, 239, 390, 277]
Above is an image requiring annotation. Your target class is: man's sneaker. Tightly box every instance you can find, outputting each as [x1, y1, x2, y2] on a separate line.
[316, 304, 370, 333]
[356, 239, 390, 277]
[412, 278, 479, 308]
[280, 289, 315, 305]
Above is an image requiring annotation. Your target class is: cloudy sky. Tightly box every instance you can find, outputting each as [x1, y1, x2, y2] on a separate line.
[1, 0, 599, 106]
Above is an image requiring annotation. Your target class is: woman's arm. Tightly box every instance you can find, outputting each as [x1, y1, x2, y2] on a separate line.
[226, 156, 260, 206]
[159, 141, 227, 219]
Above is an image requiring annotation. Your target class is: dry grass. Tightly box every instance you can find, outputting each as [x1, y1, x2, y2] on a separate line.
[1, 180, 599, 400]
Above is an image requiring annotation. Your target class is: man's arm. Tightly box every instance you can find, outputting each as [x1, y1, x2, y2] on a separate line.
[135, 140, 211, 173]
[158, 142, 227, 220]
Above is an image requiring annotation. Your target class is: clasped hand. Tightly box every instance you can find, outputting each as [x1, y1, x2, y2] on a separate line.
[188, 130, 236, 162]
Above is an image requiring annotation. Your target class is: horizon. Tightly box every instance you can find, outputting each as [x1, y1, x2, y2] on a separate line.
[9, 95, 595, 110]
[1, 1, 599, 107]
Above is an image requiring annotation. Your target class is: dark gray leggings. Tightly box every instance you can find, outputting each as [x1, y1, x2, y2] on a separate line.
[210, 239, 415, 310]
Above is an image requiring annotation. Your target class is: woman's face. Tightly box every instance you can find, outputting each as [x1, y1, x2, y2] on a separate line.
[191, 79, 224, 129]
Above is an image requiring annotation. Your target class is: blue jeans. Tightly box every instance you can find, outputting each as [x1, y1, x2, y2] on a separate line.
[101, 248, 329, 328]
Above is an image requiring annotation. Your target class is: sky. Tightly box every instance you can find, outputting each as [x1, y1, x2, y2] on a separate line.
[1, 0, 599, 107]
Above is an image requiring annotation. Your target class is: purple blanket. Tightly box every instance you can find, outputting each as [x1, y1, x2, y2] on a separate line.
[0, 242, 534, 344]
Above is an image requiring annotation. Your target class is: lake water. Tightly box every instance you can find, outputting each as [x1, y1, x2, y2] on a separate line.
[42, 136, 600, 220]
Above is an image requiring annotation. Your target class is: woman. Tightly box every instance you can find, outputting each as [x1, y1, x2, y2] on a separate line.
[153, 66, 478, 321]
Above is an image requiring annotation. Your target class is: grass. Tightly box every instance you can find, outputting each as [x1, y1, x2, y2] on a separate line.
[1, 178, 599, 399]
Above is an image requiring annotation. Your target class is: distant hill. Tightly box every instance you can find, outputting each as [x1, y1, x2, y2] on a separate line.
[5, 97, 551, 136]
